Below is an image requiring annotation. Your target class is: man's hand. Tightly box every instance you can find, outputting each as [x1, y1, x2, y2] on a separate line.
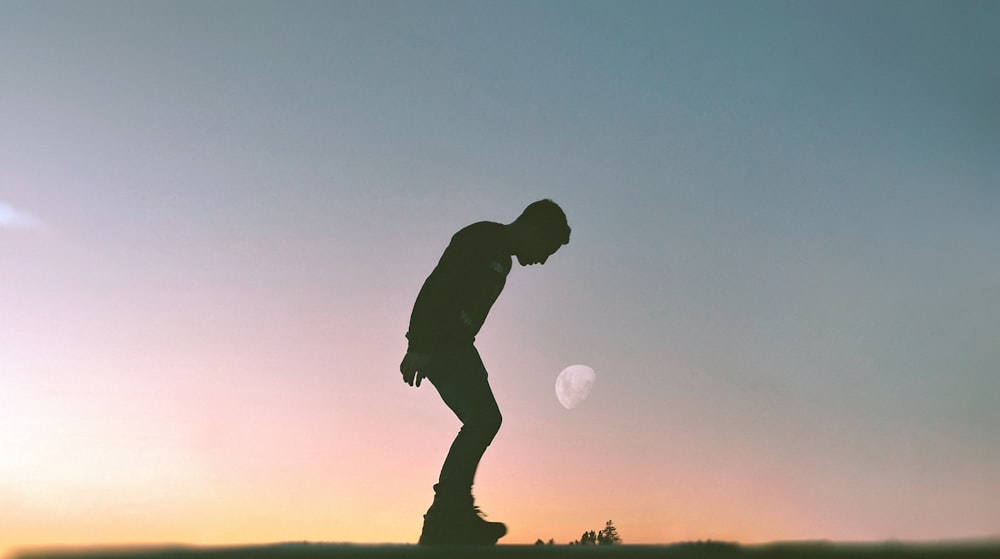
[400, 351, 431, 387]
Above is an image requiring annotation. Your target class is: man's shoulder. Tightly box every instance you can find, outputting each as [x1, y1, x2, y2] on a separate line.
[457, 221, 504, 235]
[446, 221, 510, 259]
[453, 221, 506, 244]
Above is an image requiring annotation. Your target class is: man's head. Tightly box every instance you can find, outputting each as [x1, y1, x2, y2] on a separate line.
[508, 199, 571, 266]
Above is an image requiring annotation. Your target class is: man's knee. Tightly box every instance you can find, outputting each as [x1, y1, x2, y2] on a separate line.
[467, 407, 502, 439]
[484, 408, 502, 436]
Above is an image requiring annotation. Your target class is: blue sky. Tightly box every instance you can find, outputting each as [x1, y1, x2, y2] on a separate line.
[2, 0, 998, 550]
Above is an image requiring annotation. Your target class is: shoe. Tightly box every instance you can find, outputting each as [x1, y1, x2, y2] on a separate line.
[418, 503, 507, 545]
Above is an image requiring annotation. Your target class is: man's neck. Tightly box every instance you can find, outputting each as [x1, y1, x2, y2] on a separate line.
[501, 222, 519, 257]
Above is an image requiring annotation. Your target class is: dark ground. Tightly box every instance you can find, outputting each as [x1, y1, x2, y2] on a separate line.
[14, 541, 1000, 559]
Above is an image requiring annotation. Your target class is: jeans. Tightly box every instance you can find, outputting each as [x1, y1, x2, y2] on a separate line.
[425, 345, 502, 498]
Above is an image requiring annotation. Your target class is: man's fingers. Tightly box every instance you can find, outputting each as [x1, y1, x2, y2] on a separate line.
[400, 353, 430, 387]
[400, 364, 419, 387]
[400, 359, 413, 385]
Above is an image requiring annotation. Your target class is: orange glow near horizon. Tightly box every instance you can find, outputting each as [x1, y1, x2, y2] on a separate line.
[5, 295, 1000, 556]
[1, 353, 805, 555]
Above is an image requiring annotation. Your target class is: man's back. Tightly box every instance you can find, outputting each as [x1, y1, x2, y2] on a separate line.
[406, 221, 512, 352]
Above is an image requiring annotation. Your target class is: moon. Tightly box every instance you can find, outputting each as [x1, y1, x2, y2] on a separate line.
[555, 364, 596, 409]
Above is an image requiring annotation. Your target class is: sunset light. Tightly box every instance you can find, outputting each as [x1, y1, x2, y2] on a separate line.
[3, 1, 998, 557]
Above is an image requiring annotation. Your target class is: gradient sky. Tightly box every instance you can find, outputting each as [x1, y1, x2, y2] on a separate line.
[2, 0, 998, 554]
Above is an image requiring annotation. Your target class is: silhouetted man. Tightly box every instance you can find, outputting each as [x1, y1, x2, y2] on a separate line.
[400, 199, 571, 545]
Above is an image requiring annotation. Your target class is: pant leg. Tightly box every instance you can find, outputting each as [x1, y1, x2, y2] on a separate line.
[425, 346, 502, 496]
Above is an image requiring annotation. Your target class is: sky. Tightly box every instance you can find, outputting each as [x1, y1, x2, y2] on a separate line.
[2, 0, 998, 554]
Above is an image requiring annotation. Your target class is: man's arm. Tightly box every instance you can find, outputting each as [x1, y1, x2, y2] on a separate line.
[405, 226, 489, 352]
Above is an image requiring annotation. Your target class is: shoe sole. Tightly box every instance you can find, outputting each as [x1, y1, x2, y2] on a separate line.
[418, 524, 506, 545]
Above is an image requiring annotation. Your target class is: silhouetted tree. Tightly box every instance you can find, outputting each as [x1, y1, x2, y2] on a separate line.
[598, 519, 622, 545]
[573, 520, 623, 545]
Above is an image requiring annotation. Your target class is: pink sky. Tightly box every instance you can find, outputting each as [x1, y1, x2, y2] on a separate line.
[3, 2, 999, 556]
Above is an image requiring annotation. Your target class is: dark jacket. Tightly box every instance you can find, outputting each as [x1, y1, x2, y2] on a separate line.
[406, 221, 512, 352]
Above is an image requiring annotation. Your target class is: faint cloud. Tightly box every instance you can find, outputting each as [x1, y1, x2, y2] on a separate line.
[0, 201, 46, 231]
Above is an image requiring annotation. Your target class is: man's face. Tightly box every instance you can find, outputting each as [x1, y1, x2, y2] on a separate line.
[516, 231, 562, 266]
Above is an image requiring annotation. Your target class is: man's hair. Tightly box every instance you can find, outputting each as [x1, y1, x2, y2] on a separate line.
[516, 199, 571, 245]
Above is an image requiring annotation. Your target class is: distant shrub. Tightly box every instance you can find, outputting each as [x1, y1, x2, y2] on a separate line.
[572, 520, 622, 545]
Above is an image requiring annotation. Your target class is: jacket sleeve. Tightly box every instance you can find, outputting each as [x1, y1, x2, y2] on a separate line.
[405, 228, 489, 352]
